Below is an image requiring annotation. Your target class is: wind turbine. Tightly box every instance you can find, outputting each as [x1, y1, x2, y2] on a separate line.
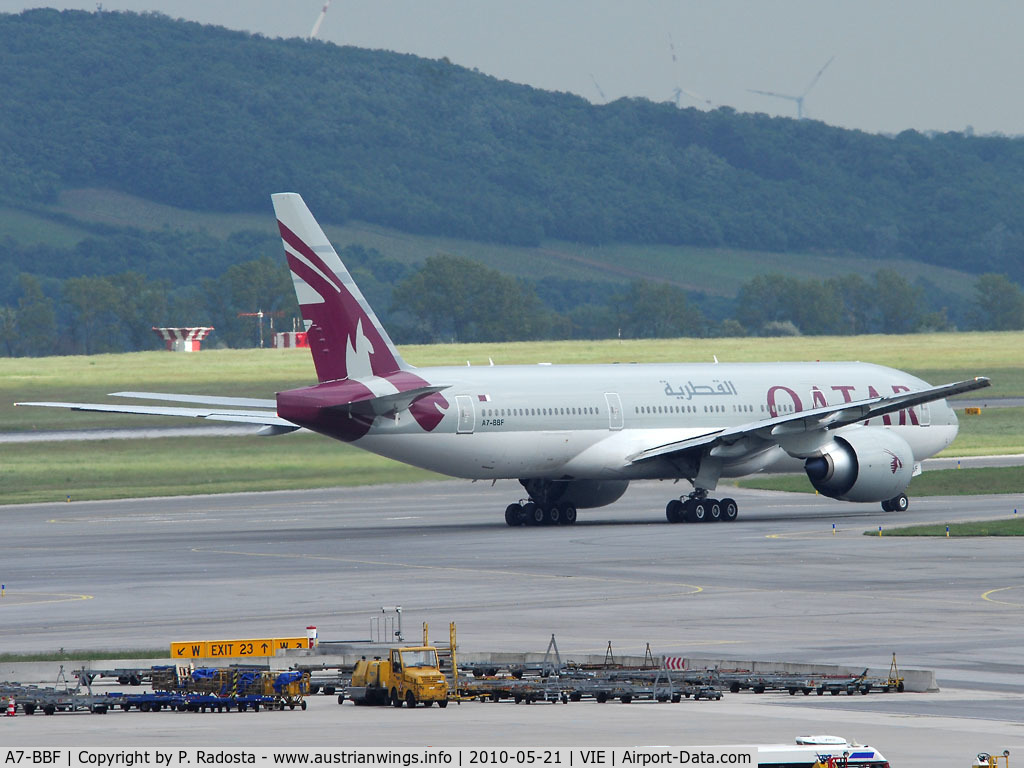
[309, 0, 331, 40]
[672, 86, 714, 108]
[748, 55, 834, 119]
[668, 33, 714, 108]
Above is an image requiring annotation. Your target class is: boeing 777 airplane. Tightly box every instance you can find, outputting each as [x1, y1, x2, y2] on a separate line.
[19, 193, 990, 526]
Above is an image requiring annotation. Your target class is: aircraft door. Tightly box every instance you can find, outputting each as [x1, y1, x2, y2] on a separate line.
[455, 395, 475, 434]
[604, 392, 624, 431]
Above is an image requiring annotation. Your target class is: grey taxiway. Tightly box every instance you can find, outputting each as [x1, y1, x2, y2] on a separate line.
[2, 480, 1023, 765]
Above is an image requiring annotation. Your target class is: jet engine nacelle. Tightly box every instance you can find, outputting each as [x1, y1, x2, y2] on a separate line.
[804, 428, 914, 503]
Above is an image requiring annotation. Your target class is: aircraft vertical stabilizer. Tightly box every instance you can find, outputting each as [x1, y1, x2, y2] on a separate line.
[271, 193, 407, 383]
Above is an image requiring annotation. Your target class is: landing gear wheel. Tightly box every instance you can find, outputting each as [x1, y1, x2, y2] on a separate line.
[666, 499, 683, 524]
[547, 505, 561, 525]
[688, 500, 708, 522]
[884, 494, 909, 512]
[505, 504, 523, 527]
[560, 504, 577, 525]
[720, 498, 738, 522]
[523, 503, 544, 526]
[708, 500, 722, 522]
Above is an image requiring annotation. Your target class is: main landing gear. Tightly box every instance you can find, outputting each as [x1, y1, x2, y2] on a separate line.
[880, 494, 909, 512]
[665, 493, 738, 524]
[505, 501, 578, 527]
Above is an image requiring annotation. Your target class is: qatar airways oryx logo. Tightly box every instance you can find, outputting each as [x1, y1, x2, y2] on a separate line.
[278, 219, 403, 382]
[885, 450, 904, 474]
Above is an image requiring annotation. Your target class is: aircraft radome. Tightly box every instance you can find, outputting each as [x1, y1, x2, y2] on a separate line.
[17, 193, 990, 527]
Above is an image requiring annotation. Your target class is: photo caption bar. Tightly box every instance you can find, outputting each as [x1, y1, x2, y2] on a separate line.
[2, 748, 758, 768]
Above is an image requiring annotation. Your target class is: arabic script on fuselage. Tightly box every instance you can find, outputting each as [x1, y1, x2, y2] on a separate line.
[660, 380, 738, 400]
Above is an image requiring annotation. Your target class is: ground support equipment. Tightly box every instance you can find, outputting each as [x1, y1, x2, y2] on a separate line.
[1, 682, 112, 715]
[73, 667, 151, 687]
[103, 692, 285, 712]
[687, 668, 901, 696]
[456, 663, 721, 704]
[291, 663, 350, 698]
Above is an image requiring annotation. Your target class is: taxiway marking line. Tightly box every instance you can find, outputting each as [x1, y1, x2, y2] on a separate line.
[0, 592, 94, 607]
[981, 585, 1024, 608]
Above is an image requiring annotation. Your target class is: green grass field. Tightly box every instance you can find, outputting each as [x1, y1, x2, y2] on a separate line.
[738, 466, 1024, 497]
[6, 188, 980, 300]
[0, 204, 93, 247]
[2, 331, 1020, 505]
[1, 434, 442, 505]
[874, 517, 1024, 537]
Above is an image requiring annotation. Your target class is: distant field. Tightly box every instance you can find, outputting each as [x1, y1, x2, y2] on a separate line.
[1, 434, 441, 506]
[0, 205, 93, 247]
[2, 332, 1019, 505]
[2, 188, 979, 300]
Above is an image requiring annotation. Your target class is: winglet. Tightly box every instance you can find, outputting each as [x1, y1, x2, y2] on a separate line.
[271, 193, 407, 383]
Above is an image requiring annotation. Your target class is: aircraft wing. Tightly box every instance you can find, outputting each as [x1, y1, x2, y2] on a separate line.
[628, 377, 990, 464]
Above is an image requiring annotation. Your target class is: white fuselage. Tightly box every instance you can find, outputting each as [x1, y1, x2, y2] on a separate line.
[353, 361, 958, 481]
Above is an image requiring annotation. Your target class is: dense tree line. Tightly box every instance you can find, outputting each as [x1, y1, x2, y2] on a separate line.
[1, 8, 1023, 284]
[4, 245, 1022, 357]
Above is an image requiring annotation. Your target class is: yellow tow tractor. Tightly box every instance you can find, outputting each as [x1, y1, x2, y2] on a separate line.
[349, 646, 449, 708]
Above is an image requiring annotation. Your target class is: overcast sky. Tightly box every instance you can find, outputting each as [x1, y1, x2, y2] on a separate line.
[6, 0, 1024, 136]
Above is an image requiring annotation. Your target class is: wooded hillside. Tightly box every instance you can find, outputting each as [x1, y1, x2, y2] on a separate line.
[1, 8, 1022, 280]
[1, 9, 1023, 354]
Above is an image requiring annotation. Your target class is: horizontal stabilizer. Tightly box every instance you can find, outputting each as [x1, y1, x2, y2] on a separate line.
[334, 384, 450, 420]
[15, 401, 296, 431]
[111, 391, 278, 408]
